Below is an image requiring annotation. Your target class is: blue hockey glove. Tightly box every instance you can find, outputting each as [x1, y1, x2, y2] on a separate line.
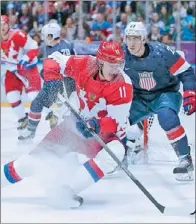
[76, 118, 100, 138]
[19, 55, 30, 67]
[18, 55, 37, 70]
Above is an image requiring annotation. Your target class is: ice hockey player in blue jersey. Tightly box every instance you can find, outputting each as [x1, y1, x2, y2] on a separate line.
[124, 22, 195, 181]
[18, 22, 76, 140]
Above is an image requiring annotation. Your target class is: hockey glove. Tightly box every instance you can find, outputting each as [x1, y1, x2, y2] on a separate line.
[18, 55, 37, 70]
[19, 55, 30, 67]
[183, 90, 196, 115]
[76, 117, 100, 138]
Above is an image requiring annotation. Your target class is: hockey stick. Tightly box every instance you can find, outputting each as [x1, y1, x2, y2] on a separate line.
[57, 93, 195, 215]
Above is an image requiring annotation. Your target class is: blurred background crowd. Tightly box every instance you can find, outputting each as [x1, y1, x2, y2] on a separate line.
[1, 0, 196, 59]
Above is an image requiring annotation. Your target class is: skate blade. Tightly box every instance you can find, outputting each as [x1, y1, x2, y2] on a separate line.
[105, 169, 124, 179]
[46, 196, 83, 210]
[18, 136, 34, 141]
[175, 172, 194, 181]
[70, 196, 83, 209]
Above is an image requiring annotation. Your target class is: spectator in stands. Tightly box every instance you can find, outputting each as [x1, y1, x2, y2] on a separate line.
[61, 26, 67, 41]
[160, 5, 170, 27]
[155, 1, 173, 15]
[44, 1, 56, 21]
[151, 12, 165, 35]
[6, 3, 15, 18]
[91, 13, 111, 33]
[53, 1, 72, 26]
[72, 3, 80, 22]
[18, 3, 33, 33]
[188, 1, 196, 18]
[172, 1, 187, 21]
[74, 19, 91, 41]
[149, 26, 161, 41]
[33, 2, 48, 33]
[136, 13, 144, 23]
[9, 14, 21, 30]
[124, 4, 136, 23]
[64, 17, 77, 42]
[181, 8, 195, 41]
[88, 27, 106, 42]
[1, 0, 195, 43]
[116, 13, 127, 36]
[136, 1, 146, 19]
[106, 24, 123, 45]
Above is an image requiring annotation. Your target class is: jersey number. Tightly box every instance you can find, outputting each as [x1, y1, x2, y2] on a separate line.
[61, 49, 71, 56]
[119, 86, 126, 98]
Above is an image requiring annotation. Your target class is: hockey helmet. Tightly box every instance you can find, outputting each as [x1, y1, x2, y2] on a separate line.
[1, 15, 10, 24]
[125, 22, 147, 40]
[41, 22, 61, 46]
[96, 41, 124, 65]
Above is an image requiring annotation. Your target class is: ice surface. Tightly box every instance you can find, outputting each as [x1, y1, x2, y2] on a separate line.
[1, 107, 195, 223]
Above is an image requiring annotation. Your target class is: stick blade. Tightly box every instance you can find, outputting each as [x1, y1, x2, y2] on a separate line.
[163, 206, 195, 216]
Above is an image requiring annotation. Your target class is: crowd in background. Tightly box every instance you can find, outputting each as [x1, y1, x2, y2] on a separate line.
[1, 0, 195, 58]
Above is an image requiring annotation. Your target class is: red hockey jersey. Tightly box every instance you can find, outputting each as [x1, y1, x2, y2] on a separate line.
[44, 53, 133, 139]
[1, 29, 39, 68]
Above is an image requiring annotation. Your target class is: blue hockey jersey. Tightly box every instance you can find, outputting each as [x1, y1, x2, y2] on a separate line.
[123, 41, 195, 101]
[45, 39, 75, 57]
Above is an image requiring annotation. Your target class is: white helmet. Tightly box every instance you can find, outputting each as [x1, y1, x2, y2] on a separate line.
[125, 22, 147, 40]
[41, 22, 61, 46]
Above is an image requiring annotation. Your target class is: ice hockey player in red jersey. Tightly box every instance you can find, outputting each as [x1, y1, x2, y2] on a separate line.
[1, 15, 41, 131]
[1, 41, 133, 208]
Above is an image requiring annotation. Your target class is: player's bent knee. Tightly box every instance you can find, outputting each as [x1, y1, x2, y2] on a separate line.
[94, 140, 125, 174]
[158, 108, 180, 131]
[6, 90, 21, 103]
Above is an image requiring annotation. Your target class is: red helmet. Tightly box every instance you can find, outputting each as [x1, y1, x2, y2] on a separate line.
[96, 41, 124, 64]
[1, 15, 10, 24]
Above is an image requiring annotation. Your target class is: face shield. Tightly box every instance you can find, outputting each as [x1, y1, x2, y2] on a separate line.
[41, 32, 55, 47]
[101, 60, 125, 82]
[109, 60, 125, 71]
[41, 23, 61, 47]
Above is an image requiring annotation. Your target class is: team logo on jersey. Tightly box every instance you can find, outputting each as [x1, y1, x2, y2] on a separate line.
[88, 92, 96, 101]
[138, 72, 156, 91]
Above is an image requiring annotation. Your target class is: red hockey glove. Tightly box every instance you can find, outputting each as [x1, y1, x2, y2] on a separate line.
[183, 90, 196, 115]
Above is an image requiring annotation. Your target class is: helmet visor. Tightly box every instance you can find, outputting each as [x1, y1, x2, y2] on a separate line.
[104, 61, 125, 73]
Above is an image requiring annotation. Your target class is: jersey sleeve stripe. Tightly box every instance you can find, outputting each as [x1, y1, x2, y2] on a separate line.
[4, 161, 22, 183]
[169, 57, 186, 75]
[83, 159, 104, 182]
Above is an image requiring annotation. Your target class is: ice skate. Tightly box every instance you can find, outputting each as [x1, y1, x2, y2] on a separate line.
[126, 139, 146, 164]
[45, 111, 59, 129]
[107, 155, 128, 176]
[45, 185, 83, 209]
[18, 126, 36, 140]
[173, 154, 194, 181]
[17, 113, 28, 130]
